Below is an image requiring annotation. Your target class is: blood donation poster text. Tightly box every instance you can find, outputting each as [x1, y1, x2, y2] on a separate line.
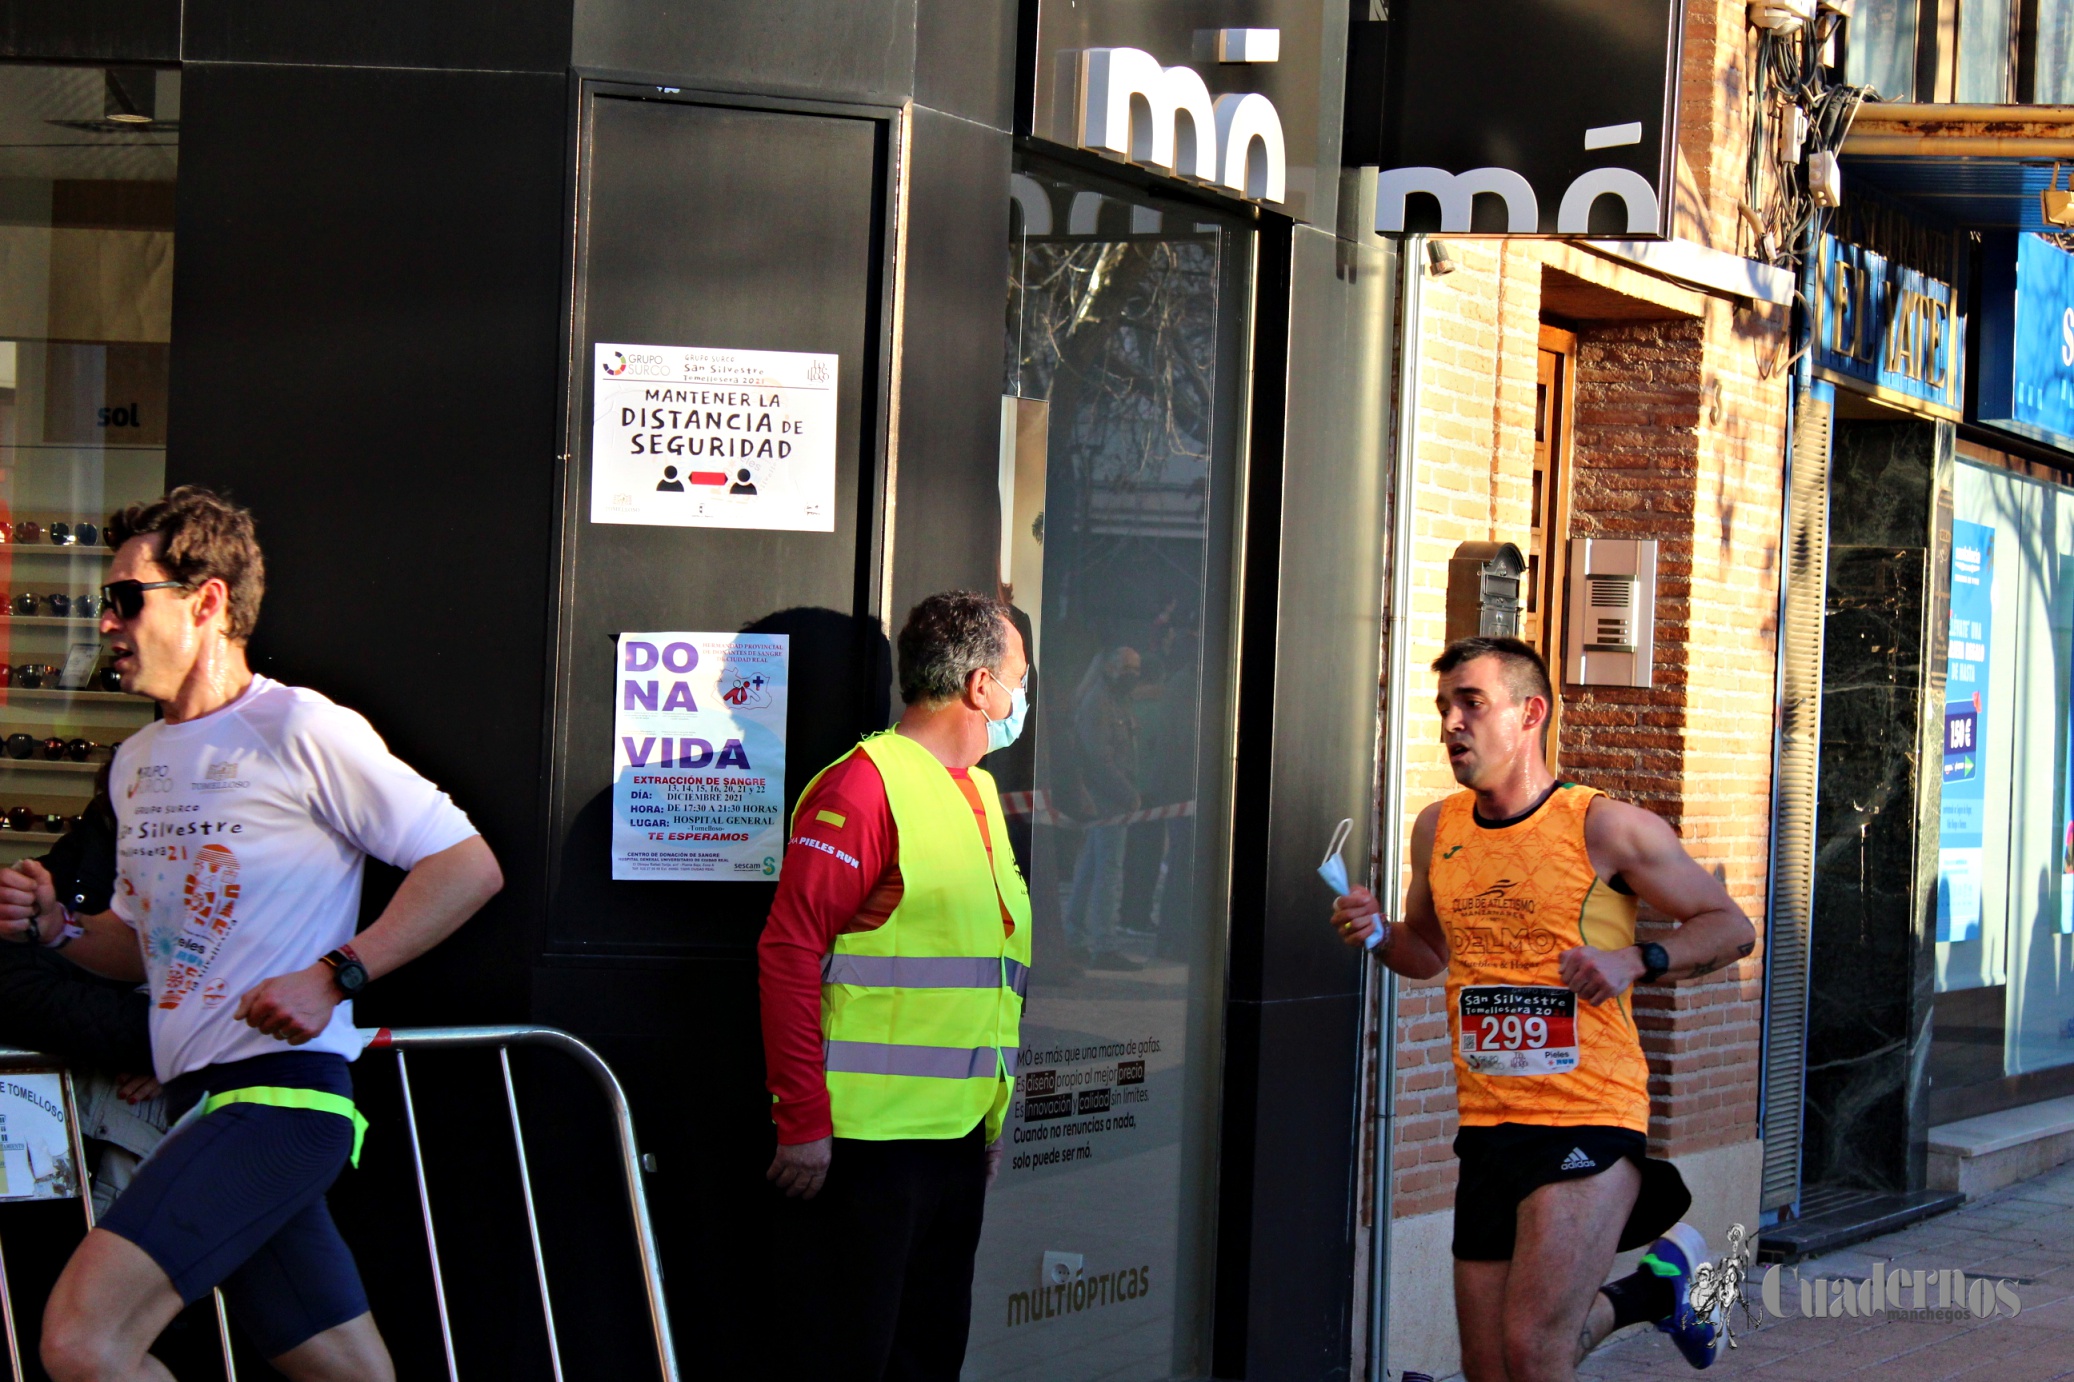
[590, 342, 838, 531]
[612, 631, 788, 881]
[1939, 519, 1994, 944]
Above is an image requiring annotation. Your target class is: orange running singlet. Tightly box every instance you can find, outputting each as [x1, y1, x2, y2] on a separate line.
[1431, 784, 1649, 1133]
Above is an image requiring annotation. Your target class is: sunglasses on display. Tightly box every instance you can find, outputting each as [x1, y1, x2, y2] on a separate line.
[0, 806, 74, 835]
[0, 519, 105, 547]
[3, 735, 115, 762]
[100, 579, 188, 621]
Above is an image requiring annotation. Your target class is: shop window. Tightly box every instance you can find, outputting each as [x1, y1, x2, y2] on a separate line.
[973, 158, 1250, 1379]
[1845, 0, 1921, 98]
[2037, 0, 2074, 101]
[1845, 0, 2059, 102]
[1955, 0, 2016, 102]
[1935, 459, 2074, 1084]
[0, 66, 173, 869]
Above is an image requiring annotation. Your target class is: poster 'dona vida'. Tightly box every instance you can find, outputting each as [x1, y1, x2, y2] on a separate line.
[590, 342, 838, 531]
[612, 631, 788, 882]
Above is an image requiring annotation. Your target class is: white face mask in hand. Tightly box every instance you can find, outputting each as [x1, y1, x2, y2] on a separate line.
[1319, 817, 1383, 951]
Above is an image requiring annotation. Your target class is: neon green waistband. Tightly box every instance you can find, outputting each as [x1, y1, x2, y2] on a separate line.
[201, 1086, 368, 1168]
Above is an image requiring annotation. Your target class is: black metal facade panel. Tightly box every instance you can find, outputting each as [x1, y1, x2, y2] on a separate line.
[182, 0, 572, 70]
[531, 956, 773, 1376]
[548, 91, 892, 953]
[0, 0, 179, 62]
[915, 0, 1018, 130]
[1215, 223, 1388, 1378]
[1217, 990, 1365, 1377]
[1258, 225, 1391, 1005]
[887, 105, 1015, 620]
[572, 0, 918, 104]
[1223, 225, 1391, 1009]
[164, 60, 570, 1024]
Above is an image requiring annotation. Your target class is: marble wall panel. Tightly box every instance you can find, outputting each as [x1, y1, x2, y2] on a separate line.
[1803, 417, 1947, 1194]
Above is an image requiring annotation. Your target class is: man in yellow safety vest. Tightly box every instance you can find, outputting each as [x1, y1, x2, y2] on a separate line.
[759, 589, 1032, 1382]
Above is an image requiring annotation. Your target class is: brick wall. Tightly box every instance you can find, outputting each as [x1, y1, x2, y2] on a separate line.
[1385, 250, 1790, 1214]
[1566, 310, 1780, 1158]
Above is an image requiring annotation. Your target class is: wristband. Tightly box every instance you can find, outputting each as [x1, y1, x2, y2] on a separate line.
[42, 907, 83, 950]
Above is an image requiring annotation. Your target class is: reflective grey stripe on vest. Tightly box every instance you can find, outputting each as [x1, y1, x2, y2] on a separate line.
[824, 1040, 1021, 1080]
[823, 954, 1030, 998]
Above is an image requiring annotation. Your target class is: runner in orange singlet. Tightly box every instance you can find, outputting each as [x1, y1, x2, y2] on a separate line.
[1333, 637, 1757, 1381]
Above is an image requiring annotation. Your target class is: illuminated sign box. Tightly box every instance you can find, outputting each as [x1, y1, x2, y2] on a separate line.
[1977, 232, 2074, 453]
[1364, 0, 1685, 239]
[1807, 233, 1964, 420]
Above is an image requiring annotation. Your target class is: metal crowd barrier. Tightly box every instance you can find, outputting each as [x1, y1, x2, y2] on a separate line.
[0, 1049, 230, 1382]
[0, 1026, 680, 1382]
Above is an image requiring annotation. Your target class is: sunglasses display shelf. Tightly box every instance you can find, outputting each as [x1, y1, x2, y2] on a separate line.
[0, 523, 147, 858]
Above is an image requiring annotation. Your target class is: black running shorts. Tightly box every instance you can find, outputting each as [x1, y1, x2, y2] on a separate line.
[99, 1052, 368, 1359]
[1450, 1122, 1692, 1262]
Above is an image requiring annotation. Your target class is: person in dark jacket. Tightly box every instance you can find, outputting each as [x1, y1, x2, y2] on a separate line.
[0, 770, 152, 1076]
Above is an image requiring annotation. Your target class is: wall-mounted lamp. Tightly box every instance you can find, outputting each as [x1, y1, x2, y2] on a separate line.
[2045, 164, 2074, 229]
[1426, 239, 1457, 276]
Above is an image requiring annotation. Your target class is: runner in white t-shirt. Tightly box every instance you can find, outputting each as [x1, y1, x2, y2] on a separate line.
[0, 487, 504, 1382]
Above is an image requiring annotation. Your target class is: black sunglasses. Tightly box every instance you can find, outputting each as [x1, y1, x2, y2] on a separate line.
[99, 579, 189, 621]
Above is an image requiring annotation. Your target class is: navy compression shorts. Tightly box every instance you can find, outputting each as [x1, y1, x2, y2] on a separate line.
[100, 1050, 369, 1359]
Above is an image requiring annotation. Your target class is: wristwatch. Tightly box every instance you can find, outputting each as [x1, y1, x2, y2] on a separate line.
[320, 946, 369, 998]
[1637, 941, 1671, 984]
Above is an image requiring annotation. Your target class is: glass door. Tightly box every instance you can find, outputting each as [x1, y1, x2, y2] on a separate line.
[963, 155, 1251, 1380]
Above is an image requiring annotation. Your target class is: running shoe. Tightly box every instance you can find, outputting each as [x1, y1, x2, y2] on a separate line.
[1642, 1222, 1720, 1369]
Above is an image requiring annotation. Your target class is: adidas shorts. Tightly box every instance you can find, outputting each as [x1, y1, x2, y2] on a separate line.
[1450, 1122, 1691, 1262]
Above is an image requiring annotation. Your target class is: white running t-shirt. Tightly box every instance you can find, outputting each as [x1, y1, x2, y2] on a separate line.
[110, 676, 479, 1081]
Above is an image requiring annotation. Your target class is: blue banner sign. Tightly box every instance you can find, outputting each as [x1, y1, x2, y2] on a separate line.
[1938, 519, 1995, 945]
[1808, 233, 1964, 420]
[1977, 233, 2074, 452]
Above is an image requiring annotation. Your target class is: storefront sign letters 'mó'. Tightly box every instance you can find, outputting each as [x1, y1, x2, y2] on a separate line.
[1027, 1, 1330, 223]
[1076, 44, 1287, 205]
[1373, 126, 1660, 236]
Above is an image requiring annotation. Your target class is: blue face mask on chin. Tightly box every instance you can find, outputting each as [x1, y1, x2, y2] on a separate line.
[984, 674, 1028, 753]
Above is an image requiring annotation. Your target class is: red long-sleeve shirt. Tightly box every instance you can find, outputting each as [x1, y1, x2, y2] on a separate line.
[757, 746, 1011, 1145]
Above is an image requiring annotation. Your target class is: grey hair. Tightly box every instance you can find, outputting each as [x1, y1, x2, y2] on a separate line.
[897, 591, 1012, 705]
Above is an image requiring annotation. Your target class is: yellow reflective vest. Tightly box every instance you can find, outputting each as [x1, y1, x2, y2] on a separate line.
[802, 729, 1033, 1142]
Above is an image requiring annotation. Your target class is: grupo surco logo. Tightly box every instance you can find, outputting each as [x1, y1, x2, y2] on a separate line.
[602, 351, 627, 376]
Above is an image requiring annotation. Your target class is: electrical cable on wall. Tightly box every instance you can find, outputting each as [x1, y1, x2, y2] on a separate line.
[1742, 0, 1873, 271]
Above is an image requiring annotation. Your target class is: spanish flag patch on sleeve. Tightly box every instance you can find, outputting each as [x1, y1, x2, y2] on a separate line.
[815, 809, 847, 829]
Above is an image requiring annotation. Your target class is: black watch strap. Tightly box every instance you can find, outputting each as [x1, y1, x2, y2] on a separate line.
[1637, 941, 1671, 983]
[320, 947, 369, 996]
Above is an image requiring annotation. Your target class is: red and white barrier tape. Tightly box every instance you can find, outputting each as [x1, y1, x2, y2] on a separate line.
[999, 791, 1195, 829]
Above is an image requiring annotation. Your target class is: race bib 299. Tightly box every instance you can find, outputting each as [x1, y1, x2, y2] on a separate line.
[1459, 985, 1579, 1076]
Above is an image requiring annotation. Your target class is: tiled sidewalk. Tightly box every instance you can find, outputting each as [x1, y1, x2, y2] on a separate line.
[1578, 1160, 2074, 1381]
